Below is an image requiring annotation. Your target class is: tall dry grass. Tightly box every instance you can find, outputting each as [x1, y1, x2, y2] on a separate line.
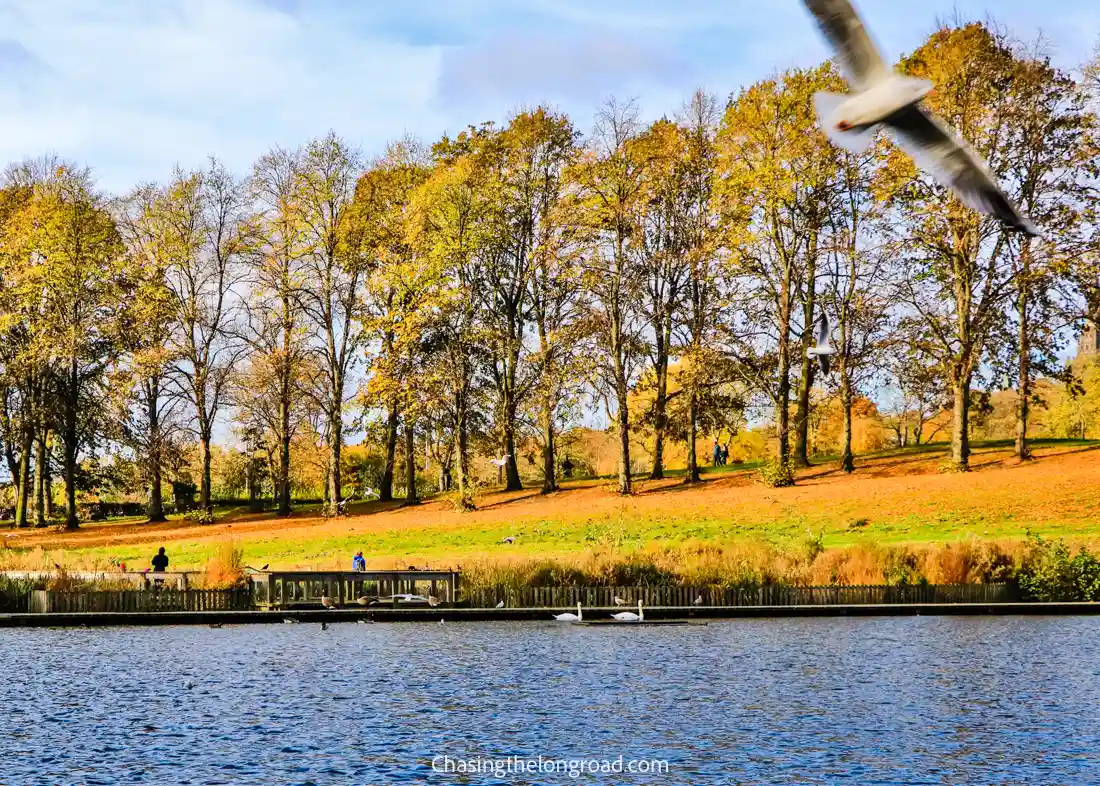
[199, 540, 247, 589]
[456, 536, 1090, 592]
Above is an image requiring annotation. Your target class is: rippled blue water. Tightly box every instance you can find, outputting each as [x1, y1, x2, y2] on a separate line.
[1, 616, 1098, 784]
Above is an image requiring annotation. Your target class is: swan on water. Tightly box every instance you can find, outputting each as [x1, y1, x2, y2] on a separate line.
[611, 601, 644, 622]
[552, 602, 583, 622]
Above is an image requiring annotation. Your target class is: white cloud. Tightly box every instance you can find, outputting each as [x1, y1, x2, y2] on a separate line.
[0, 0, 1093, 195]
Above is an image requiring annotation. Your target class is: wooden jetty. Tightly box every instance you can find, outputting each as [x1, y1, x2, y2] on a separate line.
[249, 569, 461, 610]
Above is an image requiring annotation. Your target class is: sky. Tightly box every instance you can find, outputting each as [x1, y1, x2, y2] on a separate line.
[0, 0, 1097, 194]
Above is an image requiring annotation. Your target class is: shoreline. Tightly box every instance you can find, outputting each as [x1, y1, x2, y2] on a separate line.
[1, 602, 1099, 627]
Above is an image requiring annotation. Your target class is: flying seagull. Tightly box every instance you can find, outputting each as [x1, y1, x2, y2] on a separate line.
[806, 312, 837, 375]
[801, 0, 1038, 236]
[363, 487, 380, 500]
[501, 536, 516, 544]
[489, 455, 509, 468]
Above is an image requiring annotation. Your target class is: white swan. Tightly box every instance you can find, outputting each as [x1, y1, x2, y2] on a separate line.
[611, 601, 644, 622]
[552, 602, 583, 622]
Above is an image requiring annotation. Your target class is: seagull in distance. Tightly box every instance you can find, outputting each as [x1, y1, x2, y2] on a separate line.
[806, 312, 837, 375]
[801, 0, 1038, 236]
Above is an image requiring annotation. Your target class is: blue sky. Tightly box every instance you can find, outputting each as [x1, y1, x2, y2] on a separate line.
[0, 0, 1096, 194]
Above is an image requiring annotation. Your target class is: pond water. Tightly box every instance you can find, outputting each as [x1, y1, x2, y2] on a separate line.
[0, 616, 1097, 784]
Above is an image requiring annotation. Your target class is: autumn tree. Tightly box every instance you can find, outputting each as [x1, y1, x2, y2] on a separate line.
[633, 118, 690, 479]
[162, 161, 249, 514]
[295, 133, 363, 514]
[889, 24, 1079, 469]
[406, 153, 491, 508]
[3, 160, 132, 529]
[246, 146, 313, 514]
[716, 66, 840, 477]
[116, 184, 185, 521]
[817, 144, 894, 472]
[358, 141, 434, 505]
[569, 99, 650, 494]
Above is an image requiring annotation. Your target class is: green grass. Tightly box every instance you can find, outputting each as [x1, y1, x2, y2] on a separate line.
[5, 438, 1100, 570]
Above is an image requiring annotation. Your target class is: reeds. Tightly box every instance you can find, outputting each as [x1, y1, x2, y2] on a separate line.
[454, 536, 1091, 592]
[199, 540, 246, 589]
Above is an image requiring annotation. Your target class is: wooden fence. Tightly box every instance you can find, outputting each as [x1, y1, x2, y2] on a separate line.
[462, 583, 1020, 608]
[0, 590, 30, 613]
[28, 588, 253, 614]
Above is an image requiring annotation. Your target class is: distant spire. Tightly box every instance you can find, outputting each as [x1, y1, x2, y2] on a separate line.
[1077, 321, 1100, 359]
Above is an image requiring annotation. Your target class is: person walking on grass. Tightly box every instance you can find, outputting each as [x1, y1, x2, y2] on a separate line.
[712, 439, 721, 467]
[352, 551, 366, 572]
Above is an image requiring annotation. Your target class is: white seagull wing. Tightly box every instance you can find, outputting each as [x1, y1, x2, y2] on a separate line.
[802, 0, 889, 90]
[885, 105, 1038, 236]
[815, 312, 830, 348]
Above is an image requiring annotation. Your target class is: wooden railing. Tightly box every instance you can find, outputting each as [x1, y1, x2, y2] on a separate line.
[462, 583, 1020, 608]
[28, 589, 253, 613]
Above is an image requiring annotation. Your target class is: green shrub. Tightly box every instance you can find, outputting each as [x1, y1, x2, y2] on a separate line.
[756, 456, 795, 488]
[187, 509, 216, 526]
[1018, 536, 1100, 602]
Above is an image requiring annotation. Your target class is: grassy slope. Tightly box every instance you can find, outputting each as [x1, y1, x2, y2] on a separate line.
[4, 439, 1099, 571]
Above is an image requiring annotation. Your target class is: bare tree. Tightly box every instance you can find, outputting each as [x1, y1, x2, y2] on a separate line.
[162, 161, 249, 514]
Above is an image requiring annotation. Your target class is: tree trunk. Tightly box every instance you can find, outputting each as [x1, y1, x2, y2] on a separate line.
[380, 401, 398, 502]
[650, 345, 669, 479]
[503, 399, 522, 491]
[327, 409, 342, 515]
[248, 456, 263, 512]
[146, 379, 166, 522]
[14, 426, 31, 529]
[793, 235, 818, 468]
[403, 417, 419, 506]
[277, 401, 291, 516]
[776, 302, 792, 466]
[33, 428, 47, 527]
[616, 379, 632, 495]
[455, 396, 473, 510]
[540, 395, 557, 494]
[43, 433, 54, 519]
[199, 432, 213, 513]
[684, 391, 700, 484]
[1015, 242, 1032, 461]
[950, 375, 970, 470]
[840, 373, 855, 473]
